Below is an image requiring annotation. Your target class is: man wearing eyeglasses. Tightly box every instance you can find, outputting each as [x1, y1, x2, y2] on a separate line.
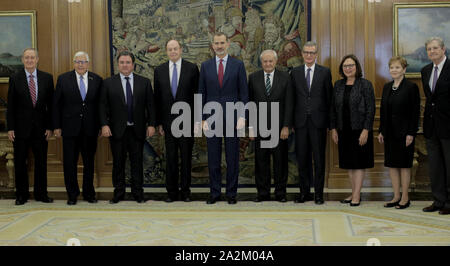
[53, 51, 103, 205]
[290, 41, 333, 205]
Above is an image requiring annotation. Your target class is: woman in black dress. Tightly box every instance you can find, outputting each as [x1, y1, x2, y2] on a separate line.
[330, 54, 376, 206]
[377, 56, 420, 209]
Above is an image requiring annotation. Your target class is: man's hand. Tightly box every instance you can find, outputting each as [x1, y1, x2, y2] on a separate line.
[202, 120, 209, 131]
[54, 129, 62, 138]
[147, 126, 156, 137]
[280, 127, 289, 140]
[8, 130, 15, 142]
[101, 125, 112, 137]
[331, 129, 338, 144]
[236, 117, 245, 130]
[359, 129, 369, 146]
[377, 133, 384, 144]
[45, 130, 52, 141]
[249, 127, 256, 141]
[158, 125, 165, 136]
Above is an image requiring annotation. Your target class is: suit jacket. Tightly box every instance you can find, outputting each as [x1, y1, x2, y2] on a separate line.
[53, 70, 103, 137]
[290, 64, 333, 129]
[154, 59, 199, 133]
[7, 68, 54, 138]
[379, 78, 420, 139]
[248, 69, 293, 132]
[99, 73, 156, 140]
[330, 78, 375, 131]
[421, 58, 450, 139]
[198, 56, 248, 122]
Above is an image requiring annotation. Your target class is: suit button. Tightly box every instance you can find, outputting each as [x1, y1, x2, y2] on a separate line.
[80, 114, 83, 117]
[83, 103, 86, 106]
[432, 103, 435, 106]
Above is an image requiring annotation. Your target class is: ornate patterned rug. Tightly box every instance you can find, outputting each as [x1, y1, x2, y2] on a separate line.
[0, 200, 448, 246]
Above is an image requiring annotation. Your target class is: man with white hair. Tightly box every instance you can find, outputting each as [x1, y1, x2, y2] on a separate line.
[53, 51, 103, 205]
[248, 49, 293, 202]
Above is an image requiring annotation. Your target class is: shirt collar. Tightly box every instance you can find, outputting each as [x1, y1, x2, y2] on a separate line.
[434, 56, 447, 70]
[75, 70, 88, 80]
[120, 72, 134, 80]
[25, 68, 37, 77]
[216, 54, 229, 63]
[264, 70, 275, 76]
[170, 58, 182, 67]
[305, 63, 316, 72]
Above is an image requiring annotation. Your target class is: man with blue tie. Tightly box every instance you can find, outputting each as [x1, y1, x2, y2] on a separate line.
[53, 51, 103, 205]
[421, 37, 450, 215]
[99, 51, 156, 204]
[197, 32, 249, 204]
[154, 39, 199, 202]
[7, 48, 54, 205]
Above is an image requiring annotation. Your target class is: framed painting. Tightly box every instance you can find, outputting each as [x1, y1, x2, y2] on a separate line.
[393, 3, 450, 78]
[0, 11, 37, 83]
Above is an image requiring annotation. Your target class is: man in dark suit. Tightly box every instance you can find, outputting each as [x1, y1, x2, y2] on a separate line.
[248, 50, 293, 202]
[154, 39, 199, 202]
[99, 51, 156, 204]
[53, 51, 103, 205]
[197, 32, 249, 204]
[291, 41, 333, 205]
[7, 48, 54, 205]
[421, 37, 450, 215]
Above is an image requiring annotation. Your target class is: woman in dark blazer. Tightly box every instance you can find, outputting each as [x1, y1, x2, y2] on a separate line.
[377, 56, 420, 209]
[330, 54, 376, 206]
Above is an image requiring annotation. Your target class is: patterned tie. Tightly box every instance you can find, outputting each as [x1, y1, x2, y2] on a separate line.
[125, 77, 133, 123]
[171, 63, 178, 99]
[218, 59, 224, 88]
[265, 73, 271, 95]
[29, 74, 37, 107]
[431, 66, 438, 93]
[306, 68, 311, 92]
[79, 75, 86, 101]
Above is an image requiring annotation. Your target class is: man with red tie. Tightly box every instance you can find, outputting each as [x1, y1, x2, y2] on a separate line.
[197, 32, 249, 204]
[7, 48, 54, 205]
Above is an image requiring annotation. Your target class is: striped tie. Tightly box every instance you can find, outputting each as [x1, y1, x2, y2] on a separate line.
[265, 73, 271, 95]
[29, 74, 37, 107]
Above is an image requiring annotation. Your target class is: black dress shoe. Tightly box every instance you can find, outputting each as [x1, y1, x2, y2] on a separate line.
[15, 199, 27, 205]
[254, 196, 270, 202]
[165, 197, 175, 203]
[227, 197, 237, 204]
[438, 208, 450, 215]
[276, 196, 287, 203]
[294, 194, 313, 203]
[423, 204, 441, 212]
[384, 199, 401, 208]
[67, 199, 77, 205]
[36, 196, 54, 203]
[109, 197, 121, 204]
[395, 200, 410, 209]
[135, 196, 146, 203]
[182, 197, 192, 202]
[206, 196, 220, 204]
[84, 198, 98, 204]
[315, 198, 324, 205]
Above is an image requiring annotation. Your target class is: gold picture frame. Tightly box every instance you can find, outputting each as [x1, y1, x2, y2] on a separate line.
[0, 10, 37, 83]
[393, 2, 450, 78]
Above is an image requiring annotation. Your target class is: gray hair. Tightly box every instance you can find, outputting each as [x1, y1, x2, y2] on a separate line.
[303, 41, 318, 52]
[73, 51, 90, 62]
[22, 48, 38, 58]
[260, 49, 278, 60]
[425, 37, 445, 49]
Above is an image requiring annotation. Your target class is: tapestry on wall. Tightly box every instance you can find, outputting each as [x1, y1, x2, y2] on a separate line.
[109, 0, 310, 187]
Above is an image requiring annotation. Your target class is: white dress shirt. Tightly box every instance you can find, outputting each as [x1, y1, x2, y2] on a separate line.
[25, 68, 38, 98]
[169, 58, 182, 86]
[264, 70, 275, 88]
[304, 63, 316, 88]
[429, 55, 447, 90]
[75, 71, 89, 93]
[216, 54, 228, 74]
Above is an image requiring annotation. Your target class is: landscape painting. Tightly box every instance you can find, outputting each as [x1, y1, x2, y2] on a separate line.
[393, 3, 450, 78]
[0, 11, 36, 83]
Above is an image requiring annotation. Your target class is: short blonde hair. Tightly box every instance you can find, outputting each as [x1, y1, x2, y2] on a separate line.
[388, 56, 408, 69]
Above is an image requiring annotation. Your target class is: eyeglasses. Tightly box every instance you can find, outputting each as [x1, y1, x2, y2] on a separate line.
[302, 51, 317, 56]
[74, 60, 89, 64]
[343, 64, 355, 69]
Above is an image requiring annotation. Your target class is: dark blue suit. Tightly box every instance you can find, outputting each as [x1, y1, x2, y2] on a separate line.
[198, 56, 248, 198]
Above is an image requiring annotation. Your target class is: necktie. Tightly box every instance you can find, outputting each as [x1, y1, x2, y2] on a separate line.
[29, 74, 37, 107]
[265, 73, 271, 95]
[125, 77, 133, 123]
[306, 68, 311, 92]
[79, 75, 86, 101]
[171, 63, 178, 98]
[431, 66, 438, 93]
[218, 59, 224, 88]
